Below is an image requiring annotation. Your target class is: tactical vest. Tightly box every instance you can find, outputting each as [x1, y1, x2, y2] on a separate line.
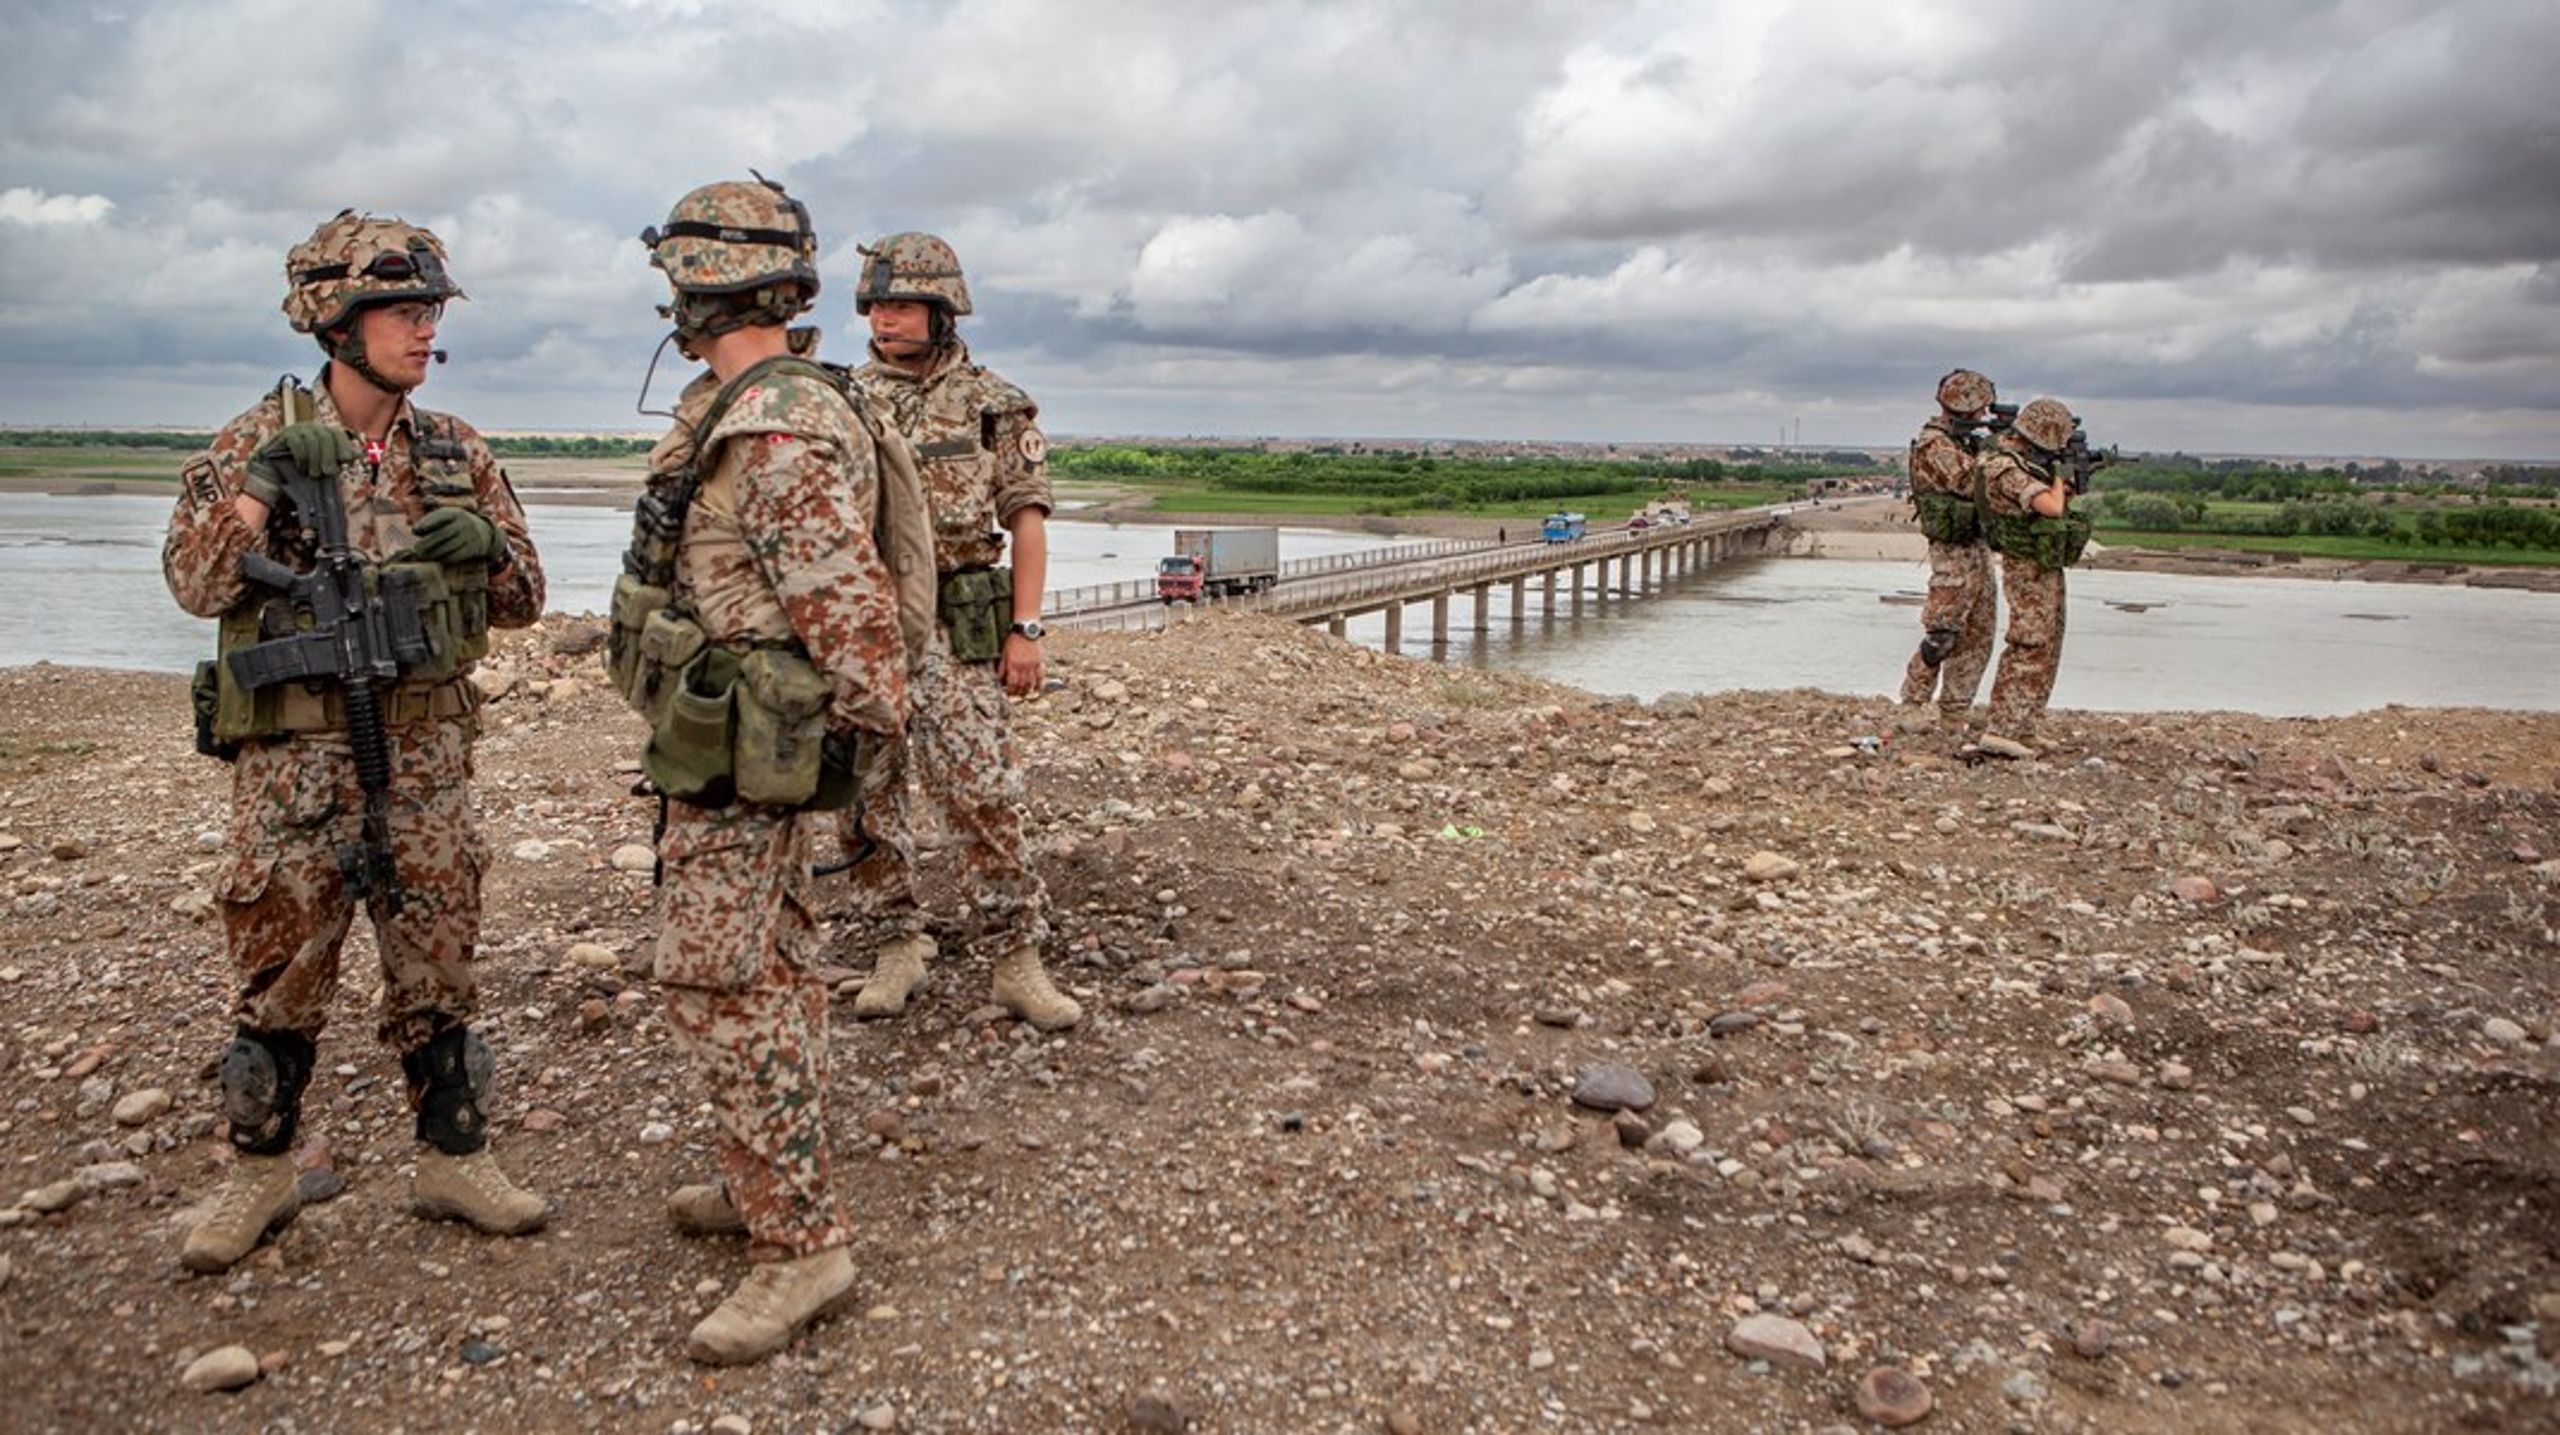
[606, 356, 934, 811]
[1976, 454, 2092, 570]
[192, 379, 495, 760]
[1909, 422, 1984, 545]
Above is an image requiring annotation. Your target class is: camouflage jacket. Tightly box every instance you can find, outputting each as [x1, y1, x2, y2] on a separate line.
[854, 341, 1052, 574]
[162, 371, 544, 636]
[1908, 416, 1978, 499]
[653, 363, 907, 739]
[1979, 439, 2060, 520]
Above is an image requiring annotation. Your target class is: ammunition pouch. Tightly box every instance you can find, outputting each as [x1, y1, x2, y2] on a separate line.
[937, 565, 1010, 664]
[1990, 510, 2093, 570]
[609, 574, 705, 727]
[192, 660, 240, 762]
[644, 643, 739, 808]
[735, 647, 834, 808]
[1914, 493, 1982, 545]
[439, 558, 492, 666]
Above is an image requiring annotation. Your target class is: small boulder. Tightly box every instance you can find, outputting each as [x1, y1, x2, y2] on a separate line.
[181, 1346, 262, 1393]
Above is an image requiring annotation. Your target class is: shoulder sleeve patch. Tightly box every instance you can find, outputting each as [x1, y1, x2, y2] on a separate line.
[182, 455, 224, 508]
[1018, 426, 1048, 465]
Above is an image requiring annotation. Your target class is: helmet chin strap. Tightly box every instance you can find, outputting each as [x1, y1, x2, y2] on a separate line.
[326, 324, 416, 395]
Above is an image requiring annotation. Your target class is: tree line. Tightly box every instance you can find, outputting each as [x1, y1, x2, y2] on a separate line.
[0, 429, 652, 459]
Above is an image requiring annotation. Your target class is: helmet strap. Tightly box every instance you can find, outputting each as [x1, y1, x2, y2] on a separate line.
[325, 320, 413, 395]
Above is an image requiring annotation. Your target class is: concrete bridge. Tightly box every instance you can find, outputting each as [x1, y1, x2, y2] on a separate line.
[1051, 507, 1790, 650]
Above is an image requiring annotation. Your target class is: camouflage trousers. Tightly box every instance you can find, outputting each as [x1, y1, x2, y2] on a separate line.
[1985, 556, 2067, 734]
[1899, 538, 1996, 714]
[655, 799, 853, 1263]
[215, 715, 484, 1054]
[841, 626, 1049, 957]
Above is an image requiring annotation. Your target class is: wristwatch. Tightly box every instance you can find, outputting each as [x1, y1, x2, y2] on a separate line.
[1008, 619, 1046, 642]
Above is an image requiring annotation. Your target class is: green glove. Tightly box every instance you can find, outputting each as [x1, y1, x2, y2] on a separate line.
[403, 506, 505, 566]
[245, 423, 359, 507]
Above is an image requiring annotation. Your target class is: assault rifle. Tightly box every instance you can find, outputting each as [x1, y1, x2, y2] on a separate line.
[1961, 402, 2018, 452]
[228, 449, 435, 917]
[2059, 427, 2118, 496]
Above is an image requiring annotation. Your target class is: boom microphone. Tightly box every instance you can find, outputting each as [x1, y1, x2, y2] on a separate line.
[431, 349, 448, 365]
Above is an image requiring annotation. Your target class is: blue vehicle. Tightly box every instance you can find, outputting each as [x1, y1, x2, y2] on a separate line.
[1541, 511, 1587, 543]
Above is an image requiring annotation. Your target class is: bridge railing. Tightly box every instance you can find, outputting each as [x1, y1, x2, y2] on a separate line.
[1044, 535, 1495, 616]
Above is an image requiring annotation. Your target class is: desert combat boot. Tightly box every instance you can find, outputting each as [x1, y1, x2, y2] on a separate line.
[667, 1179, 747, 1235]
[852, 931, 935, 1019]
[179, 1152, 302, 1273]
[992, 941, 1082, 1031]
[411, 1147, 550, 1235]
[688, 1246, 859, 1365]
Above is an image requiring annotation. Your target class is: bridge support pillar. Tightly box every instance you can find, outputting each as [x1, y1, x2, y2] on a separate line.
[1571, 563, 1587, 613]
[1431, 592, 1450, 644]
[1541, 570, 1556, 617]
[1470, 583, 1490, 631]
[1327, 613, 1346, 639]
[1382, 603, 1403, 653]
[1508, 575, 1526, 624]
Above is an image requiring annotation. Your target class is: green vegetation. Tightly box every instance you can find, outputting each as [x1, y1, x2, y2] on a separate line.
[1049, 444, 1814, 518]
[2085, 457, 2560, 565]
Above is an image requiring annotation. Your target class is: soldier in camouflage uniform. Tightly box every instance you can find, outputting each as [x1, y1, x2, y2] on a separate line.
[1899, 369, 1999, 722]
[162, 212, 549, 1274]
[842, 233, 1081, 1032]
[632, 178, 909, 1365]
[1977, 397, 2083, 754]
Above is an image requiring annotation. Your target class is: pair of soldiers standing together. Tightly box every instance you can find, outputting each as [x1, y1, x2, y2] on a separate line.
[160, 177, 1074, 1366]
[1898, 368, 2091, 754]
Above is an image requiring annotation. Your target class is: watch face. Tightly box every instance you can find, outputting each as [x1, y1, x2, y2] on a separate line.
[1012, 620, 1045, 641]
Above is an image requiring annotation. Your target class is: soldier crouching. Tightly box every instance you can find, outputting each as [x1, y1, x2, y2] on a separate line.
[162, 211, 549, 1275]
[614, 177, 912, 1365]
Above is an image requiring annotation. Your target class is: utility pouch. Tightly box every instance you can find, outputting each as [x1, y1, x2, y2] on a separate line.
[733, 647, 832, 808]
[191, 661, 240, 762]
[441, 560, 491, 665]
[379, 561, 459, 686]
[608, 572, 675, 707]
[1915, 493, 1981, 545]
[212, 604, 286, 744]
[633, 603, 709, 726]
[937, 565, 1008, 663]
[645, 645, 739, 807]
[2031, 511, 2094, 568]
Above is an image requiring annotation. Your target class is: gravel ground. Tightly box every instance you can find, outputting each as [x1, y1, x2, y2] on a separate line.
[0, 611, 2553, 1433]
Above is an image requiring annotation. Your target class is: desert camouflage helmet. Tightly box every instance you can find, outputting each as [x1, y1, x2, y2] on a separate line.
[1935, 368, 1995, 415]
[855, 232, 972, 316]
[282, 211, 464, 335]
[2013, 397, 2076, 454]
[642, 176, 821, 299]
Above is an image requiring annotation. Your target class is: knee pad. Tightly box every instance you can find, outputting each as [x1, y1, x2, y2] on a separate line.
[219, 1027, 316, 1156]
[402, 1024, 495, 1155]
[1918, 628, 1957, 665]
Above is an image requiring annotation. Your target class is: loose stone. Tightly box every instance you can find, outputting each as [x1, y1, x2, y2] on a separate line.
[1856, 1366, 1933, 1427]
[1725, 1313, 1825, 1371]
[182, 1346, 262, 1393]
[1571, 1062, 1656, 1113]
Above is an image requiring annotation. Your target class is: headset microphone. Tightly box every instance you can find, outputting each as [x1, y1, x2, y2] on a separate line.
[431, 349, 448, 365]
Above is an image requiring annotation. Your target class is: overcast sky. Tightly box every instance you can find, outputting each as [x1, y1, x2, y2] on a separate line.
[4, 0, 2555, 460]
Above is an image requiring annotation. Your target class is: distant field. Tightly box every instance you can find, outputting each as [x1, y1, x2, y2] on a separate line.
[0, 446, 186, 482]
[2105, 528, 2560, 566]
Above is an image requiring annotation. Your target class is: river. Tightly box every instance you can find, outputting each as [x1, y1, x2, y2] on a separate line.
[3, 493, 2553, 716]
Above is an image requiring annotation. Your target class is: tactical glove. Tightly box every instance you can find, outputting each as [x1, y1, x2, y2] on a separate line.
[244, 423, 359, 508]
[403, 506, 506, 566]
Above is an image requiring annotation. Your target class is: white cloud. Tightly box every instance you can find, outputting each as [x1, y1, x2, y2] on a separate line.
[0, 187, 113, 226]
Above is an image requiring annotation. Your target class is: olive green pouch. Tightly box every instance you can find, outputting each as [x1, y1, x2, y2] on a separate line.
[378, 561, 460, 685]
[937, 565, 1009, 663]
[212, 605, 284, 744]
[191, 660, 240, 762]
[607, 572, 670, 706]
[442, 559, 491, 664]
[733, 648, 831, 808]
[2031, 511, 2095, 568]
[645, 646, 739, 806]
[1915, 493, 1981, 545]
[632, 604, 708, 727]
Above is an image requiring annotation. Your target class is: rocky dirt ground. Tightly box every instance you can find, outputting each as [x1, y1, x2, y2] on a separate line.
[0, 613, 2554, 1434]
